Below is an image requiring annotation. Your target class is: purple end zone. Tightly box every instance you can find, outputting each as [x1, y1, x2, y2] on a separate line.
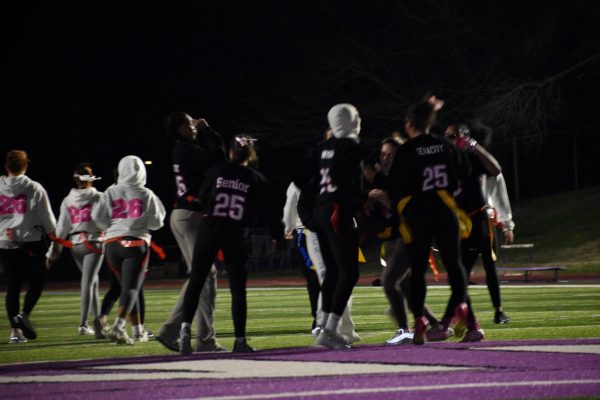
[1, 338, 599, 399]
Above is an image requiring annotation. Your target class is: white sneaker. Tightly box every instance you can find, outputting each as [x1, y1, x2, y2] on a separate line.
[385, 329, 414, 345]
[78, 325, 95, 336]
[311, 326, 322, 338]
[133, 329, 149, 343]
[9, 329, 27, 344]
[106, 325, 133, 345]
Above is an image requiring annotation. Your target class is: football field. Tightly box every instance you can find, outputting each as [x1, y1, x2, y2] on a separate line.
[1, 284, 599, 399]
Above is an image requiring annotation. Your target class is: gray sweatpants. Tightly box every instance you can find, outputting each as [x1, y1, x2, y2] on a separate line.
[70, 243, 103, 326]
[159, 209, 218, 345]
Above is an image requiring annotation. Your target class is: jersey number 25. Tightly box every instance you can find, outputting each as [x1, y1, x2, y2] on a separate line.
[422, 165, 448, 191]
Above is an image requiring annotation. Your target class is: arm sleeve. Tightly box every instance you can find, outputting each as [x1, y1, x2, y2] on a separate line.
[282, 183, 300, 235]
[91, 191, 111, 230]
[55, 199, 72, 239]
[145, 191, 166, 231]
[34, 185, 57, 234]
[487, 173, 515, 231]
[46, 198, 68, 259]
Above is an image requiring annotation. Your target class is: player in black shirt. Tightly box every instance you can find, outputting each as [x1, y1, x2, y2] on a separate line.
[179, 135, 280, 354]
[157, 112, 227, 353]
[446, 123, 511, 331]
[296, 103, 364, 349]
[387, 99, 474, 345]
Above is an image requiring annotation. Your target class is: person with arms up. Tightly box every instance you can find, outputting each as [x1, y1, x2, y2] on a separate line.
[0, 150, 57, 343]
[445, 123, 512, 326]
[387, 98, 474, 345]
[157, 112, 227, 352]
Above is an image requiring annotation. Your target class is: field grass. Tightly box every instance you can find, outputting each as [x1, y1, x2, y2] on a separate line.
[508, 185, 600, 271]
[1, 284, 599, 364]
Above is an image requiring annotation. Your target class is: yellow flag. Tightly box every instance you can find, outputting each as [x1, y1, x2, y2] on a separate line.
[358, 247, 366, 263]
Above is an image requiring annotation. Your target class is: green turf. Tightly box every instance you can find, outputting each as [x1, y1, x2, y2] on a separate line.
[1, 285, 599, 364]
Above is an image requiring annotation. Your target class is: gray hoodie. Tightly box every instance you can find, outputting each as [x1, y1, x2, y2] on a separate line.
[0, 174, 57, 248]
[92, 156, 165, 244]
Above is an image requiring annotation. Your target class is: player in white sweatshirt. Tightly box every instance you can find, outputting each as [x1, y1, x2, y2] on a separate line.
[46, 163, 104, 336]
[92, 155, 165, 344]
[0, 150, 57, 343]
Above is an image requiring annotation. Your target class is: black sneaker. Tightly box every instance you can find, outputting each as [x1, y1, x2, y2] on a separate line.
[494, 311, 512, 324]
[233, 339, 255, 353]
[14, 314, 36, 340]
[179, 327, 192, 355]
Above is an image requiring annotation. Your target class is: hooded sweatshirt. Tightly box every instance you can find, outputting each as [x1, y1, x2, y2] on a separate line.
[92, 156, 165, 244]
[46, 187, 105, 258]
[327, 103, 361, 142]
[0, 174, 57, 248]
[310, 103, 363, 211]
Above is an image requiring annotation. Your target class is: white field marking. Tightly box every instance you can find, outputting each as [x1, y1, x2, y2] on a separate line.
[248, 284, 600, 291]
[0, 360, 474, 383]
[182, 379, 600, 400]
[479, 344, 600, 354]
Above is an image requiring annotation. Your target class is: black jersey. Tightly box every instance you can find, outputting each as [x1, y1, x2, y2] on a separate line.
[455, 152, 488, 213]
[315, 137, 363, 211]
[172, 126, 226, 211]
[388, 133, 470, 211]
[197, 162, 274, 231]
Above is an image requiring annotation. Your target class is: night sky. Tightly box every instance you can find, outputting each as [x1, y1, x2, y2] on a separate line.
[4, 2, 599, 223]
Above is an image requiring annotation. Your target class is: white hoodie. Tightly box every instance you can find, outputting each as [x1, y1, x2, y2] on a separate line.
[327, 103, 361, 142]
[53, 187, 104, 244]
[0, 174, 57, 248]
[92, 156, 165, 244]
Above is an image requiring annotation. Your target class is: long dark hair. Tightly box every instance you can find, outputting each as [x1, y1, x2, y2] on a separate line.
[230, 135, 258, 166]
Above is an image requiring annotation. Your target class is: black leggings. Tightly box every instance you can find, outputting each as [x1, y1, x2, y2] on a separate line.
[314, 201, 359, 316]
[406, 206, 470, 321]
[183, 218, 249, 337]
[462, 211, 502, 309]
[104, 238, 148, 318]
[100, 270, 146, 323]
[1, 241, 46, 328]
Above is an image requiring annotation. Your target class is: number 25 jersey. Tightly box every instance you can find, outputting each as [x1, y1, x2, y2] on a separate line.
[388, 134, 470, 212]
[197, 162, 271, 229]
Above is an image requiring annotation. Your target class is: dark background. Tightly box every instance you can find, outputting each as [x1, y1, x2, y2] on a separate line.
[3, 1, 599, 257]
